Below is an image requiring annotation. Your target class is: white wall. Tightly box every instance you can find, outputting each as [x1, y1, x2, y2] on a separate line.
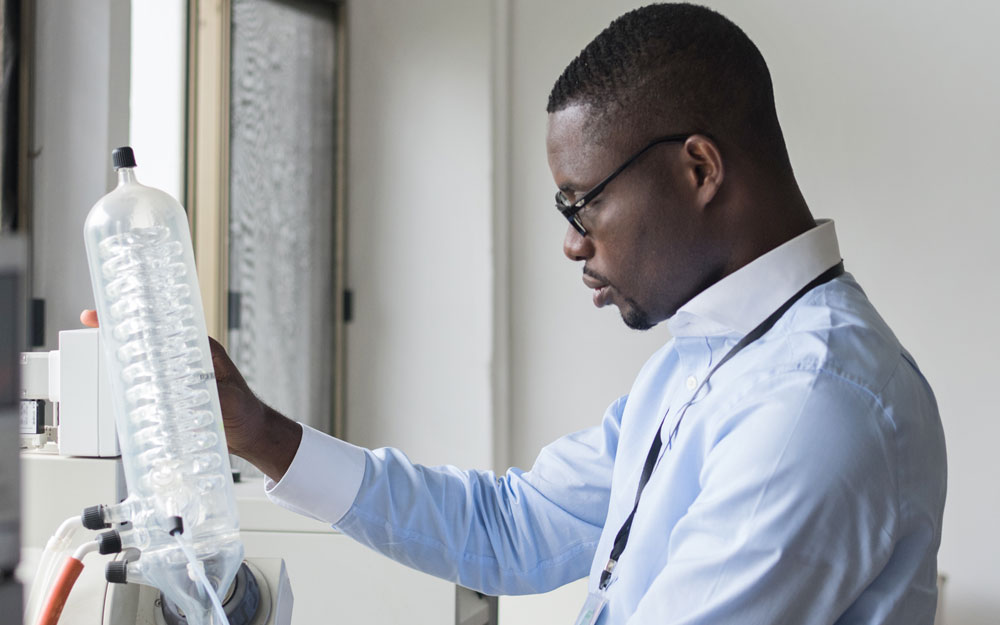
[30, 0, 130, 348]
[28, 0, 184, 351]
[344, 0, 495, 470]
[349, 1, 1000, 623]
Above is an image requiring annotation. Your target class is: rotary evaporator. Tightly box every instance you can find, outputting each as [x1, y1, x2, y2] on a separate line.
[29, 147, 253, 625]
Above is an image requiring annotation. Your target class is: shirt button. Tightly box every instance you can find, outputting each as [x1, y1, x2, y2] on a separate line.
[686, 375, 698, 391]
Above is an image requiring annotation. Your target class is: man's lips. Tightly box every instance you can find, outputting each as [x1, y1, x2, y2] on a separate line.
[582, 275, 612, 308]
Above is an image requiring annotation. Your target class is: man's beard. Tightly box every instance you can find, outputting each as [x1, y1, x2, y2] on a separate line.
[620, 293, 654, 331]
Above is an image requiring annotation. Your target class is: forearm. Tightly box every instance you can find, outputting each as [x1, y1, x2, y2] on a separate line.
[265, 399, 624, 594]
[335, 449, 602, 595]
[265, 419, 616, 594]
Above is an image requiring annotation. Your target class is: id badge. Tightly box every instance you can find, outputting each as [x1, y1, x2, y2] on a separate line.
[572, 590, 608, 625]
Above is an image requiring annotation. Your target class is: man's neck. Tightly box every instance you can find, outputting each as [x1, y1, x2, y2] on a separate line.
[720, 183, 816, 281]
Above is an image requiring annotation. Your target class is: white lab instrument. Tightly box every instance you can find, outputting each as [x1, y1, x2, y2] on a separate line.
[19, 329, 118, 457]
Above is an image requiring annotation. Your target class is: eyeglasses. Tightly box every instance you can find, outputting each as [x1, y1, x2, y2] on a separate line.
[555, 133, 691, 236]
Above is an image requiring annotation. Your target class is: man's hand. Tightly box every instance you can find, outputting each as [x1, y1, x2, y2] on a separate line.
[207, 336, 302, 479]
[80, 309, 302, 481]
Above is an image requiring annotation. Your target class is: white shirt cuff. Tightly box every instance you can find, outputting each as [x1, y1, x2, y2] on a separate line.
[263, 423, 366, 525]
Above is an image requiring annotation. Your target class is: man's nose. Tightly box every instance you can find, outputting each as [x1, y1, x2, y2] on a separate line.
[563, 225, 594, 262]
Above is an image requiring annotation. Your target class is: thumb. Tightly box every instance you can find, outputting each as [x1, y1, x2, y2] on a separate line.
[208, 337, 246, 388]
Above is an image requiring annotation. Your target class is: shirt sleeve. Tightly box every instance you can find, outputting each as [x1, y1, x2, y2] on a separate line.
[626, 370, 899, 624]
[329, 395, 628, 596]
[264, 424, 367, 524]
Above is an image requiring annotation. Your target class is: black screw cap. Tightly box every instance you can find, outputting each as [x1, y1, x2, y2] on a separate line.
[111, 146, 136, 169]
[98, 530, 123, 555]
[106, 560, 128, 584]
[81, 505, 110, 530]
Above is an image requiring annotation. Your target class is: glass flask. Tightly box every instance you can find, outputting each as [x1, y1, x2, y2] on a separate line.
[83, 146, 243, 624]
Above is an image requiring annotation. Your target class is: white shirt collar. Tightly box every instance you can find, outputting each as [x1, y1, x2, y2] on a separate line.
[666, 219, 842, 338]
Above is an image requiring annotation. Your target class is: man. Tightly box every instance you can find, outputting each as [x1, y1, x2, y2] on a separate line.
[85, 4, 947, 623]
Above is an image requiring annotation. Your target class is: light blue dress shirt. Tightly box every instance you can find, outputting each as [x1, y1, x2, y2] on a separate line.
[267, 220, 947, 624]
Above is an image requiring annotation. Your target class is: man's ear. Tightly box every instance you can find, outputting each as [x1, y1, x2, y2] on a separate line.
[682, 135, 724, 208]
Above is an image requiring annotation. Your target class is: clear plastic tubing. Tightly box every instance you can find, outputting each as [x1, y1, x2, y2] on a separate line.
[84, 147, 242, 625]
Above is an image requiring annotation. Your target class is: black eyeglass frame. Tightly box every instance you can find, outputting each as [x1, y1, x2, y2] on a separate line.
[555, 133, 693, 236]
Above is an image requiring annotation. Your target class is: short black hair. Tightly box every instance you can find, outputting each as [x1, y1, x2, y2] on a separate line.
[548, 3, 791, 170]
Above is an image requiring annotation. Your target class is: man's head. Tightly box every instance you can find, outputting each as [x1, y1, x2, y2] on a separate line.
[546, 3, 811, 329]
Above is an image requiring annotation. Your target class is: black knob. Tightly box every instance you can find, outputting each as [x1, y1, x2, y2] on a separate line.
[81, 505, 109, 530]
[97, 530, 122, 555]
[111, 146, 136, 169]
[105, 560, 128, 584]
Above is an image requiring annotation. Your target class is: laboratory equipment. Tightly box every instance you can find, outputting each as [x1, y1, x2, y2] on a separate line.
[19, 328, 118, 457]
[17, 451, 292, 625]
[19, 435, 490, 625]
[82, 146, 242, 624]
[107, 557, 292, 625]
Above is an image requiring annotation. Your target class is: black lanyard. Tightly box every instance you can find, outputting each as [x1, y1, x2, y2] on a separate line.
[598, 261, 845, 591]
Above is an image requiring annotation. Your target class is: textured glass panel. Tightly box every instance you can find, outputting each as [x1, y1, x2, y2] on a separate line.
[228, 0, 337, 434]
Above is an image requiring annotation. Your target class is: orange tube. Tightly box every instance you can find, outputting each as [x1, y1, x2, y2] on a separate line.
[35, 557, 84, 625]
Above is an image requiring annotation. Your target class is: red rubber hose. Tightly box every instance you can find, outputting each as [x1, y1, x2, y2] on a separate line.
[36, 557, 84, 625]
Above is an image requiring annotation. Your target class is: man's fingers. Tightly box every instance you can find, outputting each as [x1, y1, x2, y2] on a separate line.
[80, 309, 99, 328]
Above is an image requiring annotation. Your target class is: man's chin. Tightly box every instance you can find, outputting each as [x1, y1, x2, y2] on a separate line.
[619, 302, 655, 331]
